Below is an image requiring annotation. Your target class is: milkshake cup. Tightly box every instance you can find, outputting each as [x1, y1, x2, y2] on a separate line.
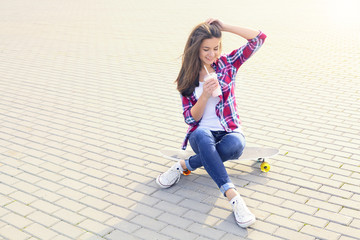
[204, 66, 222, 97]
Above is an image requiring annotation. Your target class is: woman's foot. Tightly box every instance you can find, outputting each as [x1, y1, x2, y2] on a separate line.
[156, 161, 183, 188]
[230, 195, 256, 228]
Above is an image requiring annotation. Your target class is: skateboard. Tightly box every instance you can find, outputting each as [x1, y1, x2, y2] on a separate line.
[160, 146, 279, 173]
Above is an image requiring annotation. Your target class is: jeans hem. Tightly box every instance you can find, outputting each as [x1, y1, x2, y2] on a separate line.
[220, 182, 236, 197]
[185, 159, 195, 171]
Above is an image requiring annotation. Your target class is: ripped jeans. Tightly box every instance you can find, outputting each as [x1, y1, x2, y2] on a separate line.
[185, 128, 246, 196]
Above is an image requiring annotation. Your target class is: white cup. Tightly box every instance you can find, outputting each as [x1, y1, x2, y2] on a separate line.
[204, 73, 222, 97]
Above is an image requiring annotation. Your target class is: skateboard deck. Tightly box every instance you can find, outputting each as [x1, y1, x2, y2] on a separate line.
[160, 147, 279, 172]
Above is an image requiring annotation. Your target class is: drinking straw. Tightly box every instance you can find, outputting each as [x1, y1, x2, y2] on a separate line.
[204, 65, 210, 75]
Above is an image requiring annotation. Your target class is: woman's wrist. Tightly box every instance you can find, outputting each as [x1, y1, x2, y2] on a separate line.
[221, 23, 231, 32]
[223, 25, 260, 40]
[200, 92, 211, 101]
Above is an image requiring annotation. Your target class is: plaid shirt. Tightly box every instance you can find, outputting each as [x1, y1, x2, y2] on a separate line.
[181, 31, 267, 149]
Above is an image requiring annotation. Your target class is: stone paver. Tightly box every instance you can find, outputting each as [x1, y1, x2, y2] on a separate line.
[1, 0, 360, 239]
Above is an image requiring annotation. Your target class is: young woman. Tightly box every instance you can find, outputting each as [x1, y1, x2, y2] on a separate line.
[156, 18, 266, 228]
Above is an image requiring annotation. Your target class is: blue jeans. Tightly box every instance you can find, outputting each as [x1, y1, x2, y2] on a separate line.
[185, 128, 246, 196]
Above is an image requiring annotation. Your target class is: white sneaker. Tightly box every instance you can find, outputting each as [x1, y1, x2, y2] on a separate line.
[231, 195, 256, 228]
[156, 162, 182, 188]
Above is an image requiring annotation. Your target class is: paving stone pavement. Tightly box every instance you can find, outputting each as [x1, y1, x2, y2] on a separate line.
[0, 0, 360, 239]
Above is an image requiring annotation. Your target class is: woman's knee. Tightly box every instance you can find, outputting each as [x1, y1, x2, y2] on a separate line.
[189, 128, 215, 153]
[230, 147, 244, 159]
[231, 136, 246, 158]
[218, 133, 246, 160]
[190, 128, 213, 143]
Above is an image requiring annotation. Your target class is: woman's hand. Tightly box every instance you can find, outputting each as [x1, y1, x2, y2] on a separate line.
[202, 77, 219, 99]
[191, 76, 220, 121]
[205, 18, 227, 31]
[207, 19, 260, 39]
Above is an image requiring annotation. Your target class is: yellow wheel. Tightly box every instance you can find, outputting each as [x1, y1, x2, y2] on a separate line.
[260, 162, 270, 172]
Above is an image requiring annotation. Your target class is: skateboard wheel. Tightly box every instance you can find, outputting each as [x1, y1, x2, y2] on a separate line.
[183, 169, 191, 176]
[260, 162, 270, 172]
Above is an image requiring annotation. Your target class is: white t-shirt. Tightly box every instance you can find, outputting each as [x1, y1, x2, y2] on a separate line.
[194, 82, 224, 131]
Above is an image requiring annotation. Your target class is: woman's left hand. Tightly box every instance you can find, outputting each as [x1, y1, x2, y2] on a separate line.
[206, 18, 225, 31]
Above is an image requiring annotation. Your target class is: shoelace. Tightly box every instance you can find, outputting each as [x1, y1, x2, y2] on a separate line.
[164, 166, 181, 183]
[233, 200, 249, 219]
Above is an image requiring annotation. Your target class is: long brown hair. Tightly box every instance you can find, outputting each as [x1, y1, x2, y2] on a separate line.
[176, 22, 222, 97]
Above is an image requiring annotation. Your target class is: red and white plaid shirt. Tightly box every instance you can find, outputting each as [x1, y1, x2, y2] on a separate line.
[180, 31, 267, 149]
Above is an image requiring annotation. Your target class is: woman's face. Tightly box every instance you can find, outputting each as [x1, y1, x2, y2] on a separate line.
[199, 37, 221, 66]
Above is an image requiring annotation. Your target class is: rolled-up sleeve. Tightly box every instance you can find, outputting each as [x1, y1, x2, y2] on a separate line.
[181, 95, 198, 127]
[224, 31, 267, 70]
